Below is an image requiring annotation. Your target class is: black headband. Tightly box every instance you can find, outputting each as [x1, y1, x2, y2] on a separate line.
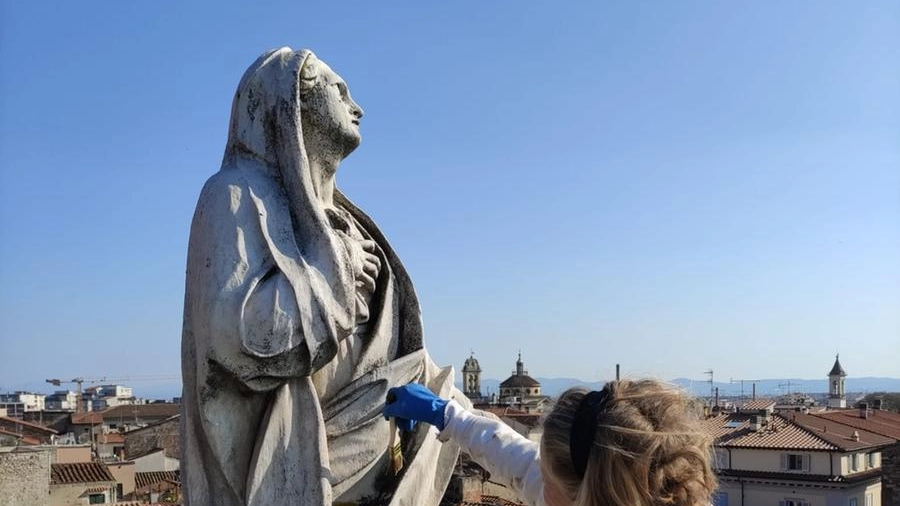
[569, 388, 612, 478]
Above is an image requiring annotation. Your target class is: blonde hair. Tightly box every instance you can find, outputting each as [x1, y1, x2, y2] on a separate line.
[540, 379, 716, 506]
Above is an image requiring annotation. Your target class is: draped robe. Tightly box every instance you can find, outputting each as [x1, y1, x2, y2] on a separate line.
[181, 47, 466, 506]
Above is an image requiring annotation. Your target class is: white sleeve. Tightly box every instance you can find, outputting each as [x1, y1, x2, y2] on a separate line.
[438, 400, 546, 506]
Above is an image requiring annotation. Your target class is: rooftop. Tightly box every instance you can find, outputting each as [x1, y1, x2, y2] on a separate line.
[0, 416, 58, 435]
[812, 408, 900, 440]
[700, 412, 896, 452]
[102, 403, 179, 421]
[741, 399, 776, 411]
[135, 470, 180, 489]
[51, 462, 115, 485]
[718, 468, 882, 484]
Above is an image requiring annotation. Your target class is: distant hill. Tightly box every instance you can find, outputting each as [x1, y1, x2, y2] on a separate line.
[460, 377, 900, 398]
[669, 377, 900, 397]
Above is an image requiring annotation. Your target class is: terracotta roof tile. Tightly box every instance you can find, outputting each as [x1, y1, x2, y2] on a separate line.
[741, 399, 776, 411]
[102, 403, 179, 421]
[812, 409, 900, 440]
[51, 462, 115, 485]
[699, 414, 836, 450]
[700, 412, 896, 452]
[135, 470, 180, 489]
[787, 412, 895, 450]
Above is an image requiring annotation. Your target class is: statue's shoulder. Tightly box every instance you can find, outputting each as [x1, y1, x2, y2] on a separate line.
[201, 165, 248, 196]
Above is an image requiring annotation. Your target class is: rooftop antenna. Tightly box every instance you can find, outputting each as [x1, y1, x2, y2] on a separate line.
[730, 378, 761, 407]
[778, 379, 795, 396]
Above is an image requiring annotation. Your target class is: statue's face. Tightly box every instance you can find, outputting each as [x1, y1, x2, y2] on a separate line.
[300, 57, 364, 155]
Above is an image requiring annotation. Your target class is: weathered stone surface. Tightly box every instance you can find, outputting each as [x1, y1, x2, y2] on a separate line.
[0, 448, 51, 506]
[181, 47, 468, 506]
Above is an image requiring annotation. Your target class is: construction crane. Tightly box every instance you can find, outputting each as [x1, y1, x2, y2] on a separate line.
[45, 375, 179, 414]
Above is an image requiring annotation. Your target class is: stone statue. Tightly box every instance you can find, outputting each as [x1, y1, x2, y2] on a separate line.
[181, 47, 467, 506]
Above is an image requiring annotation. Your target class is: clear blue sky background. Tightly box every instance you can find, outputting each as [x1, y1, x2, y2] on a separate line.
[1, 2, 898, 396]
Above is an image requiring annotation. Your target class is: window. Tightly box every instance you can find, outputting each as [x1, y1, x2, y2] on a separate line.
[865, 493, 873, 506]
[782, 453, 808, 471]
[867, 452, 876, 468]
[849, 498, 858, 506]
[852, 453, 862, 471]
[88, 493, 105, 504]
[781, 499, 809, 506]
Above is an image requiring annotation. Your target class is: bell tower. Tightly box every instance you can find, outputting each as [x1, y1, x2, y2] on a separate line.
[827, 354, 847, 409]
[462, 352, 482, 401]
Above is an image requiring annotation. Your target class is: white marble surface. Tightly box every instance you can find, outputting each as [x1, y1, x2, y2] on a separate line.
[181, 47, 469, 506]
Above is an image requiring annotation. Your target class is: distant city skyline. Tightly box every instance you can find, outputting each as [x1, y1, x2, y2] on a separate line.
[1, 2, 898, 388]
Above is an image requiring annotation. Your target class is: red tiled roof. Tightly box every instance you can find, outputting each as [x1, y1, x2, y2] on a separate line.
[700, 414, 836, 450]
[741, 399, 776, 411]
[135, 470, 180, 489]
[700, 413, 895, 452]
[51, 462, 115, 485]
[812, 409, 900, 440]
[787, 412, 895, 450]
[102, 403, 179, 421]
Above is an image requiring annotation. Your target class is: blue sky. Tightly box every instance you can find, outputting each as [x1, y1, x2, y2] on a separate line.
[1, 1, 898, 395]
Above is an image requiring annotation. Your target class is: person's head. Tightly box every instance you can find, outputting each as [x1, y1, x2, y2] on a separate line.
[298, 54, 365, 161]
[225, 48, 364, 169]
[540, 379, 716, 506]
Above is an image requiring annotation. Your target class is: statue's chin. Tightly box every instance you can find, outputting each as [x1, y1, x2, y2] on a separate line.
[335, 130, 362, 158]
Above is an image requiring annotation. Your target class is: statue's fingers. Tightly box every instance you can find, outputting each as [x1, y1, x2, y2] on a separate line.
[364, 252, 381, 270]
[360, 272, 376, 293]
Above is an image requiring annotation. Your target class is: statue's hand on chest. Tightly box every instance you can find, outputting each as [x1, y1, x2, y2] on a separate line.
[327, 209, 382, 323]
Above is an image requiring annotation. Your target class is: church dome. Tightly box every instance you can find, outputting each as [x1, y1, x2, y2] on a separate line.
[500, 374, 540, 388]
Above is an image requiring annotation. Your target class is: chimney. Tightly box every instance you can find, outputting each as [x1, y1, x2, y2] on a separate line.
[873, 399, 883, 411]
[752, 383, 756, 401]
[859, 403, 869, 419]
[616, 364, 620, 381]
[852, 430, 860, 442]
[715, 387, 719, 408]
[750, 415, 762, 431]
